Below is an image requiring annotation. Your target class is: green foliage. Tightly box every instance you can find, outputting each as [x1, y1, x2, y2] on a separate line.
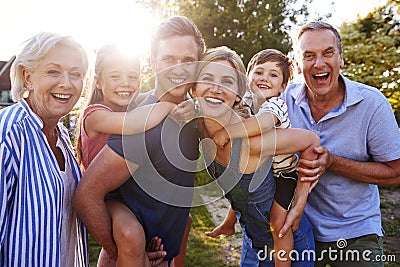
[340, 0, 400, 111]
[137, 0, 328, 65]
[88, 234, 101, 266]
[186, 206, 237, 266]
[86, 207, 232, 266]
[177, 0, 294, 65]
[384, 218, 400, 237]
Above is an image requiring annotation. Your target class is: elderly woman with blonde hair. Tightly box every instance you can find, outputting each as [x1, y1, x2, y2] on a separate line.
[0, 32, 89, 266]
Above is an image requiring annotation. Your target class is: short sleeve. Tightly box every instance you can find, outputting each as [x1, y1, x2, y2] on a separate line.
[82, 104, 112, 134]
[367, 101, 400, 162]
[107, 129, 157, 168]
[259, 97, 290, 128]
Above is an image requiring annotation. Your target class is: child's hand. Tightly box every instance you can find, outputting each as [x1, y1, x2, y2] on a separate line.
[213, 128, 230, 148]
[146, 236, 167, 266]
[169, 98, 196, 126]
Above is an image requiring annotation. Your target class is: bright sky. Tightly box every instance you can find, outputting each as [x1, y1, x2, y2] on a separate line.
[0, 0, 162, 61]
[0, 0, 387, 61]
[310, 0, 386, 27]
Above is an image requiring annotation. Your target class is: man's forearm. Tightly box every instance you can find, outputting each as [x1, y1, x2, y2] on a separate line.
[329, 154, 400, 187]
[73, 187, 117, 258]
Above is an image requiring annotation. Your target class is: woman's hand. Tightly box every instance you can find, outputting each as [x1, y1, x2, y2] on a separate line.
[278, 206, 302, 238]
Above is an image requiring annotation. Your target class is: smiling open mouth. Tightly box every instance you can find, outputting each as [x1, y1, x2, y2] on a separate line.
[52, 93, 71, 100]
[205, 97, 223, 104]
[258, 84, 271, 90]
[116, 92, 132, 97]
[169, 78, 186, 84]
[313, 73, 330, 82]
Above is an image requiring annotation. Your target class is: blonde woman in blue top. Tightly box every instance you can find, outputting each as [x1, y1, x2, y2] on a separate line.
[0, 32, 89, 266]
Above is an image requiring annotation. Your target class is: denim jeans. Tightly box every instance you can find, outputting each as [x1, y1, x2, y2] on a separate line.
[207, 139, 315, 266]
[234, 174, 314, 267]
[240, 215, 315, 267]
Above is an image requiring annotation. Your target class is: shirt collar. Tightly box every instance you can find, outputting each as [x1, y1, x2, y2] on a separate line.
[19, 98, 65, 132]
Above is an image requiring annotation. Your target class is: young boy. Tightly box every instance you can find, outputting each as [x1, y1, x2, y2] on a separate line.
[209, 49, 301, 266]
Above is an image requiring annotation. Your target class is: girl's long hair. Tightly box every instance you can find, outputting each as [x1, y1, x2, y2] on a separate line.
[74, 45, 127, 167]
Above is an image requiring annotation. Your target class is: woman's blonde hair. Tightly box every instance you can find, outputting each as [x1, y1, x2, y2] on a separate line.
[10, 32, 89, 101]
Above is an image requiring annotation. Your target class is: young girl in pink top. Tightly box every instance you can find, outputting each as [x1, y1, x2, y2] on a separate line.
[75, 44, 178, 267]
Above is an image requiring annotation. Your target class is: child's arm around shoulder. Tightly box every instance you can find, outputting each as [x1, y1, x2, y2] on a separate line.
[213, 101, 278, 148]
[84, 102, 176, 137]
[124, 102, 177, 133]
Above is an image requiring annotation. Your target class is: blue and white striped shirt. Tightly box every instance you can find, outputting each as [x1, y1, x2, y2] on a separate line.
[0, 99, 88, 266]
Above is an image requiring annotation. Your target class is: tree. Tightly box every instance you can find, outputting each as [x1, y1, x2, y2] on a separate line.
[340, 0, 400, 111]
[137, 0, 327, 65]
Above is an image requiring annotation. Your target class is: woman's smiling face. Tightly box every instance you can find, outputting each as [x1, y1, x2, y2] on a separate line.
[24, 43, 86, 122]
[193, 60, 241, 120]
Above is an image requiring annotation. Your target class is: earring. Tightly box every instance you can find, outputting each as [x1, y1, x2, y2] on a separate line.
[194, 99, 202, 117]
[26, 83, 33, 90]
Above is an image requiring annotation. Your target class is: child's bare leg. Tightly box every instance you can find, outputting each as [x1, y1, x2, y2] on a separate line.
[107, 199, 151, 267]
[174, 214, 192, 267]
[97, 248, 117, 267]
[205, 206, 237, 238]
[270, 200, 293, 267]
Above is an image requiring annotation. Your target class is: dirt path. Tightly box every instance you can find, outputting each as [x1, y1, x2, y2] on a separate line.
[379, 188, 400, 265]
[202, 195, 243, 266]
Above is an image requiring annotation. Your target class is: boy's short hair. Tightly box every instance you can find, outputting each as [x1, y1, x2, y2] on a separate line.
[151, 16, 206, 60]
[246, 49, 293, 86]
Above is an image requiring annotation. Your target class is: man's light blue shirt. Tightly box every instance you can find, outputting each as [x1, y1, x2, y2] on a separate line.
[281, 75, 400, 242]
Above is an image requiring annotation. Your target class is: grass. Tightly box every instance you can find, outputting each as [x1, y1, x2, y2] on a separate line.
[88, 235, 101, 266]
[87, 170, 236, 266]
[380, 186, 400, 267]
[186, 206, 238, 267]
[87, 179, 400, 266]
[87, 206, 237, 266]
